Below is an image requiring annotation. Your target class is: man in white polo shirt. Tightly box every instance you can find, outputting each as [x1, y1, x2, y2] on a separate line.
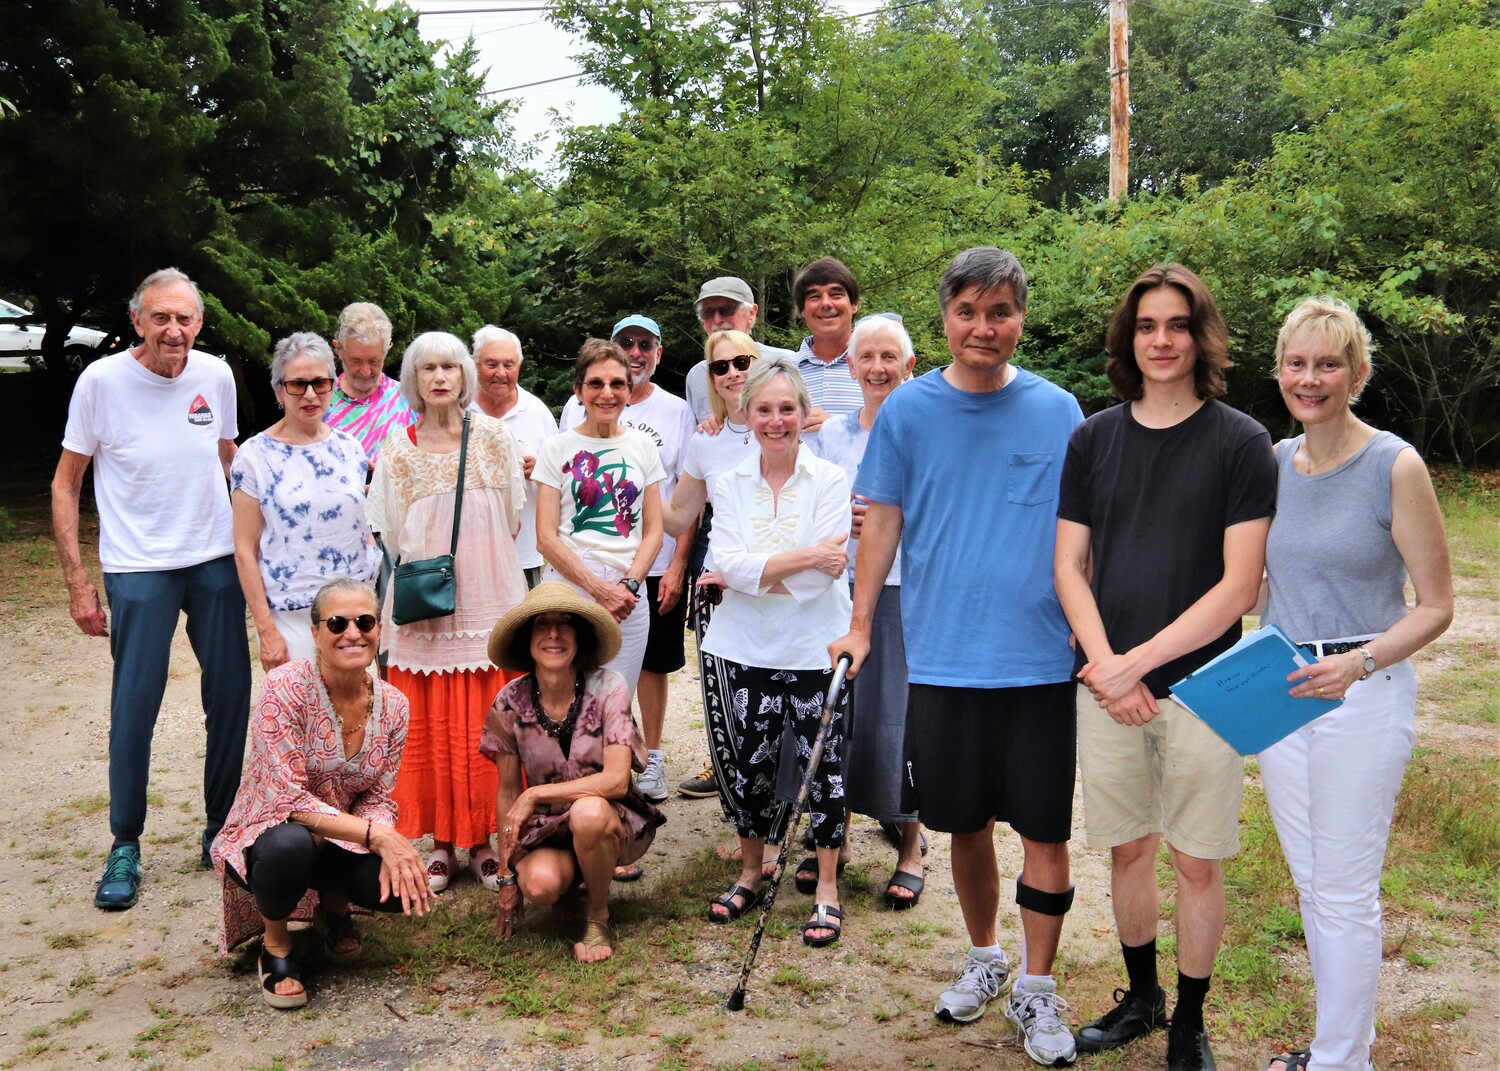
[471, 325, 558, 589]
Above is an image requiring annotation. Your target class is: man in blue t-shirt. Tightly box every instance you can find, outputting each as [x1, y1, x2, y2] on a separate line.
[830, 247, 1084, 1068]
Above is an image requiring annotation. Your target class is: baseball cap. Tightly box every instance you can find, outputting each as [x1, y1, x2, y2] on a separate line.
[612, 314, 661, 340]
[696, 277, 755, 306]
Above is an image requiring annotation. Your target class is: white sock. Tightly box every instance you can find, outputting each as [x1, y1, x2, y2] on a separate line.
[1019, 973, 1055, 991]
[970, 944, 1001, 961]
[647, 748, 663, 760]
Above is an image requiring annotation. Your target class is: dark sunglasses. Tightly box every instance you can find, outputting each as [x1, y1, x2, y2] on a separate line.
[282, 377, 336, 396]
[316, 614, 379, 634]
[583, 377, 629, 391]
[709, 354, 754, 377]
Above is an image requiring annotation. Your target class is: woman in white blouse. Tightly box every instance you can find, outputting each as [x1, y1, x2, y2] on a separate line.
[698, 355, 854, 949]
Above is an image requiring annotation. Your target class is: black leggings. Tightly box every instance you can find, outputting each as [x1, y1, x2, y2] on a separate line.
[229, 821, 403, 922]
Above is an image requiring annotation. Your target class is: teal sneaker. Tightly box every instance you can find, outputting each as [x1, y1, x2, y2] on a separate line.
[94, 845, 141, 910]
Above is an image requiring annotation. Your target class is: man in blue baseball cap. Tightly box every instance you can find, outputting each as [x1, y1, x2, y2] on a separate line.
[560, 314, 696, 812]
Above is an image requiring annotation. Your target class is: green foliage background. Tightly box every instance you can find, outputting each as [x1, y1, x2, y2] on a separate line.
[0, 0, 1495, 461]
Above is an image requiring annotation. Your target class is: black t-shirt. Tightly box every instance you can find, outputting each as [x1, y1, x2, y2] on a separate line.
[1057, 399, 1276, 698]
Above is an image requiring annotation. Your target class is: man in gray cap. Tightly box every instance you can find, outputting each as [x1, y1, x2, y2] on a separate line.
[684, 276, 796, 422]
[560, 314, 696, 806]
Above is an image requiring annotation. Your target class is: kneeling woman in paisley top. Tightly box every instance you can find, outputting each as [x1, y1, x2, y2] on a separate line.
[480, 583, 664, 963]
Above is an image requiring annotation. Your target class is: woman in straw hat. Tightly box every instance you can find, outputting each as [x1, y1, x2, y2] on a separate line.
[480, 583, 665, 962]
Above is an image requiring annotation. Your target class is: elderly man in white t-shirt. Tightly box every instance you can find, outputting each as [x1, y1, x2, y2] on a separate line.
[51, 268, 252, 913]
[470, 326, 559, 589]
[560, 315, 695, 803]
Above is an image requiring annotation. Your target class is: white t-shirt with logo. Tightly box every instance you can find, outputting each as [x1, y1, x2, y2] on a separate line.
[62, 350, 237, 572]
[560, 385, 695, 576]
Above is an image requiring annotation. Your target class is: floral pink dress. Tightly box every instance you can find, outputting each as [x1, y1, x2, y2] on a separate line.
[210, 660, 410, 953]
[478, 668, 663, 866]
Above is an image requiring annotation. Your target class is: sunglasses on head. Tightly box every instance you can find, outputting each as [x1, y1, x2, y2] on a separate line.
[281, 377, 336, 396]
[709, 354, 754, 377]
[316, 614, 379, 634]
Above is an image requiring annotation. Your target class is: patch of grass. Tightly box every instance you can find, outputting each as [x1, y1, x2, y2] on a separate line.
[1434, 468, 1500, 567]
[46, 929, 95, 950]
[1371, 998, 1472, 1071]
[1420, 641, 1500, 725]
[769, 965, 830, 999]
[55, 1008, 91, 1030]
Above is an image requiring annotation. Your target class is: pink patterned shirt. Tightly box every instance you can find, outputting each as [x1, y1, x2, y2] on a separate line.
[211, 660, 410, 952]
[324, 374, 416, 467]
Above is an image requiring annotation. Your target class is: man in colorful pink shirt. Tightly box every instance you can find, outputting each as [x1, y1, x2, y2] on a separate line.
[325, 302, 415, 468]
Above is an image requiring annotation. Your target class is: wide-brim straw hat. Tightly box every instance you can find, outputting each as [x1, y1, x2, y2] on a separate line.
[487, 581, 622, 671]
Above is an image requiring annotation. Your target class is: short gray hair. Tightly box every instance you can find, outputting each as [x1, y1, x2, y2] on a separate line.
[270, 332, 337, 388]
[741, 352, 811, 417]
[399, 331, 478, 413]
[335, 302, 393, 353]
[849, 314, 915, 362]
[472, 325, 523, 362]
[310, 578, 377, 622]
[938, 247, 1028, 313]
[129, 268, 203, 319]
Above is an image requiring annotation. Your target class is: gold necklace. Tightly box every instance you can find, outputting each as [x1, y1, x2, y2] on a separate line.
[1302, 423, 1355, 474]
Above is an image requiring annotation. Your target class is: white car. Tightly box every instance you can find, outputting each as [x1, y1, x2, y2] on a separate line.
[0, 297, 109, 371]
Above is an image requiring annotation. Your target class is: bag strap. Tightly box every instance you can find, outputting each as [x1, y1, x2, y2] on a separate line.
[448, 412, 470, 557]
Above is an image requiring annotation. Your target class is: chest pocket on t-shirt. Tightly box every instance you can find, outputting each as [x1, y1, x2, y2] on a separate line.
[1006, 453, 1055, 506]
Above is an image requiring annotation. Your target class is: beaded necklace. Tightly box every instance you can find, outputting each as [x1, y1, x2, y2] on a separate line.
[529, 672, 586, 757]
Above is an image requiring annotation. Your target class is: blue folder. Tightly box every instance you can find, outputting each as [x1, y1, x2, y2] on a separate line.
[1169, 624, 1341, 756]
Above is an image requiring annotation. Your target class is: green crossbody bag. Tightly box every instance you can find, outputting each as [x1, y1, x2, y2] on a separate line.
[391, 413, 469, 626]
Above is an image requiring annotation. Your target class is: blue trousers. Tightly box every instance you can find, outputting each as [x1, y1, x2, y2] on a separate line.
[102, 555, 251, 849]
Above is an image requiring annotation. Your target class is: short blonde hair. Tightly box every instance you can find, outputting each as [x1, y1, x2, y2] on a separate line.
[741, 352, 811, 419]
[398, 331, 477, 414]
[703, 330, 759, 423]
[1274, 296, 1374, 401]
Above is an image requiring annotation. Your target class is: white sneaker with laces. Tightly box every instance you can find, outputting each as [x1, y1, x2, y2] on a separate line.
[637, 751, 668, 802]
[934, 949, 1011, 1024]
[1006, 977, 1078, 1067]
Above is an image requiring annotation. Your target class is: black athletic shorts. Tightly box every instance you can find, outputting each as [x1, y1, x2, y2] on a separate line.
[640, 573, 688, 674]
[901, 681, 1075, 842]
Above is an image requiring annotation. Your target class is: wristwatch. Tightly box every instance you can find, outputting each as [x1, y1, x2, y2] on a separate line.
[1357, 646, 1376, 680]
[619, 577, 641, 595]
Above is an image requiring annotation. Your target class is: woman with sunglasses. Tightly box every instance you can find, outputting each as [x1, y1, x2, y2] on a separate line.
[232, 333, 381, 670]
[367, 332, 529, 894]
[211, 578, 433, 1008]
[534, 339, 665, 700]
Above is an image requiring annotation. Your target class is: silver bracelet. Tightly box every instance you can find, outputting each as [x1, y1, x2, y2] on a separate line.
[496, 873, 518, 888]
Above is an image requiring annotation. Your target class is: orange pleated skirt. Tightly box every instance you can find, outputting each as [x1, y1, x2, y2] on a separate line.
[388, 665, 519, 846]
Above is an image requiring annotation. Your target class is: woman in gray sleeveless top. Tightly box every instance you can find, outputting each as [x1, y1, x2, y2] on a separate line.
[1259, 298, 1453, 1071]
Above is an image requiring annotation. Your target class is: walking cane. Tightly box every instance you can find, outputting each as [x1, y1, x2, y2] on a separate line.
[726, 653, 853, 1012]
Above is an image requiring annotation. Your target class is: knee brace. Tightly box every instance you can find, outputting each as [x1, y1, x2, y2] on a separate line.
[1016, 877, 1075, 917]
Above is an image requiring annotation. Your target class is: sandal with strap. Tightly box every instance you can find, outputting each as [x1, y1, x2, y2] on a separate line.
[258, 947, 308, 1009]
[1265, 1053, 1311, 1071]
[707, 883, 764, 924]
[802, 903, 843, 947]
[884, 869, 925, 910]
[793, 856, 845, 895]
[575, 917, 614, 962]
[321, 908, 361, 960]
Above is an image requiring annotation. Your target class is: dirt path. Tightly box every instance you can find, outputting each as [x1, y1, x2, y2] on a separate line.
[0, 496, 1493, 1070]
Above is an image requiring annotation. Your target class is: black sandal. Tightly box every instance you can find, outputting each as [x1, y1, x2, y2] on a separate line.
[802, 903, 843, 947]
[707, 883, 763, 923]
[1264, 1053, 1311, 1071]
[321, 908, 361, 960]
[884, 869, 925, 910]
[793, 856, 845, 895]
[258, 947, 308, 1009]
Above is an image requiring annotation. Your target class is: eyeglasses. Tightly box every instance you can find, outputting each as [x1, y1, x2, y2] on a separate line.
[315, 614, 379, 634]
[709, 354, 754, 377]
[281, 377, 335, 396]
[616, 337, 659, 353]
[583, 377, 629, 392]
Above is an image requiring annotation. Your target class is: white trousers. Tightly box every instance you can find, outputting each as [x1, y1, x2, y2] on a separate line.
[271, 607, 318, 664]
[1258, 659, 1417, 1071]
[544, 561, 648, 702]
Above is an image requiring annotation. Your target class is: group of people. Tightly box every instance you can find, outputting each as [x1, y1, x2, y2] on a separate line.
[52, 251, 1451, 1071]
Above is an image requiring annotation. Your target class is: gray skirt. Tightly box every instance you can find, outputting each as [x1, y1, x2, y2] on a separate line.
[845, 583, 916, 822]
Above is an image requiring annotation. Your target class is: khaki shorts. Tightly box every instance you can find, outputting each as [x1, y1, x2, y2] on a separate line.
[1076, 686, 1244, 859]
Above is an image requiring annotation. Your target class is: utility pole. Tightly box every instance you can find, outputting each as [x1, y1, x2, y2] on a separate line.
[1109, 0, 1130, 200]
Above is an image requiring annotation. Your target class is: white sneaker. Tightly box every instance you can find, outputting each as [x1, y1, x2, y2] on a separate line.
[1007, 977, 1078, 1067]
[934, 949, 1011, 1024]
[426, 849, 451, 894]
[637, 751, 668, 802]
